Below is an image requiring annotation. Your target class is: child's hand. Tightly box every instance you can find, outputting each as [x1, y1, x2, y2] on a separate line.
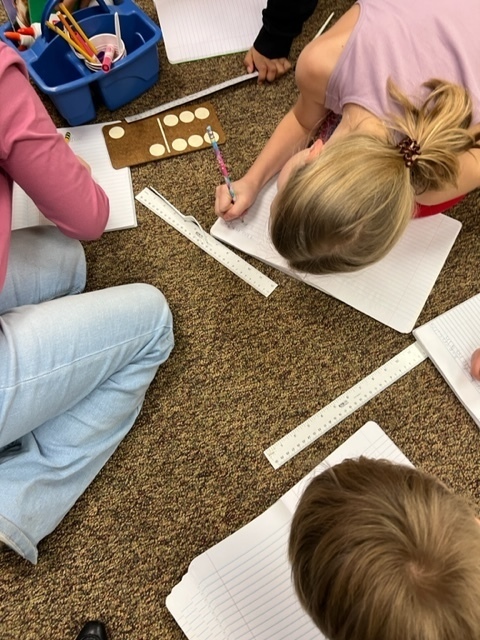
[243, 47, 292, 83]
[215, 178, 258, 221]
[471, 348, 480, 380]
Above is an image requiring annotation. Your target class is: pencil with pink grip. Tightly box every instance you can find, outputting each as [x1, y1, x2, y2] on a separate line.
[206, 125, 236, 202]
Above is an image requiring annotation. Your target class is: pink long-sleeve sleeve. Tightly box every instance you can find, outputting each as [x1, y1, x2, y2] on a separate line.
[0, 43, 109, 288]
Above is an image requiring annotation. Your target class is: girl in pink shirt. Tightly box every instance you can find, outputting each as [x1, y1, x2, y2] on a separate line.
[0, 43, 174, 564]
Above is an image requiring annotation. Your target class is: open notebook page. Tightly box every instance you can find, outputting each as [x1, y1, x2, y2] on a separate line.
[210, 178, 461, 333]
[166, 421, 412, 640]
[12, 123, 137, 232]
[153, 0, 266, 63]
[413, 293, 480, 428]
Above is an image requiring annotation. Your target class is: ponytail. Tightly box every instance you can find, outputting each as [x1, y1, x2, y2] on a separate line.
[270, 79, 478, 274]
[388, 78, 479, 194]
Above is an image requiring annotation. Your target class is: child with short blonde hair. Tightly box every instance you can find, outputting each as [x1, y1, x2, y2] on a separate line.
[288, 457, 480, 640]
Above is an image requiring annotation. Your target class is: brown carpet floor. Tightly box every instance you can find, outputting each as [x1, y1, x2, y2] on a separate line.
[0, 1, 479, 638]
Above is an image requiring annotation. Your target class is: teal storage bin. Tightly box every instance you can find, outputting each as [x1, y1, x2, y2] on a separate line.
[0, 0, 162, 125]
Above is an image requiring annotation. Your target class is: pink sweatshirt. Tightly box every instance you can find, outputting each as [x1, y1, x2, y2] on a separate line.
[0, 42, 109, 290]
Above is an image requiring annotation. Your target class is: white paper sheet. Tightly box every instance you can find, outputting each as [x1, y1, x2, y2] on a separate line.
[153, 0, 267, 63]
[166, 422, 412, 640]
[211, 178, 461, 333]
[414, 293, 480, 428]
[12, 123, 137, 232]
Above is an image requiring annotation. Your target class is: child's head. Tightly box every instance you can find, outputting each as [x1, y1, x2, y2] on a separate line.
[288, 457, 480, 640]
[270, 80, 478, 275]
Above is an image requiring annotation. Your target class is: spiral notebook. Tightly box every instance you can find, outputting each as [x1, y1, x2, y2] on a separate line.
[414, 292, 480, 428]
[12, 123, 137, 232]
[210, 178, 461, 333]
[166, 421, 412, 640]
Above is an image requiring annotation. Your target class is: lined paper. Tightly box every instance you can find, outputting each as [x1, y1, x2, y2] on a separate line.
[154, 0, 267, 63]
[167, 422, 412, 640]
[414, 293, 480, 428]
[210, 178, 461, 333]
[12, 123, 137, 232]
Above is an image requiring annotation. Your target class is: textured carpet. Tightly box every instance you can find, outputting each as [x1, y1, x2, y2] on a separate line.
[0, 1, 479, 639]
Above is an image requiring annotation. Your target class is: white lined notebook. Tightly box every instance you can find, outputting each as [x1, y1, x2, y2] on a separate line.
[12, 123, 137, 232]
[414, 293, 480, 428]
[210, 178, 461, 333]
[154, 0, 267, 63]
[166, 421, 412, 640]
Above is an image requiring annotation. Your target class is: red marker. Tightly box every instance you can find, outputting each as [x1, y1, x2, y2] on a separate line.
[4, 32, 34, 46]
[101, 44, 115, 72]
[17, 27, 35, 35]
[72, 29, 95, 57]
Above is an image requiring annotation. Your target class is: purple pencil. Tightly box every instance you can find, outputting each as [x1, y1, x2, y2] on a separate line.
[206, 125, 236, 202]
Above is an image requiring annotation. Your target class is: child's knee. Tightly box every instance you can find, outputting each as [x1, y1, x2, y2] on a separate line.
[131, 283, 172, 325]
[127, 283, 174, 357]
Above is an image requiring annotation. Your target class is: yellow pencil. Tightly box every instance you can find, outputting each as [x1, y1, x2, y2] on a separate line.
[46, 21, 97, 63]
[58, 2, 98, 55]
[57, 13, 91, 59]
[57, 13, 95, 56]
[57, 12, 78, 41]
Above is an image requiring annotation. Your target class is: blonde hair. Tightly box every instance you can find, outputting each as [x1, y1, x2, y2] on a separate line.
[271, 80, 479, 274]
[288, 457, 480, 640]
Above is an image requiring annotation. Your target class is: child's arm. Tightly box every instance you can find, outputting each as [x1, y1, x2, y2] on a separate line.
[0, 45, 109, 239]
[217, 5, 358, 220]
[244, 0, 318, 83]
[216, 38, 335, 220]
[215, 100, 325, 220]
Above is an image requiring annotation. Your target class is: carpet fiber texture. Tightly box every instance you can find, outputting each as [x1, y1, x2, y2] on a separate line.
[0, 1, 479, 638]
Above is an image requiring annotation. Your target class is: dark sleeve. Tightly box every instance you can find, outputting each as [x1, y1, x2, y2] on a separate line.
[253, 0, 319, 59]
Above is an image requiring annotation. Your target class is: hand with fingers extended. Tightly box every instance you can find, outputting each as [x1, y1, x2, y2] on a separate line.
[215, 177, 260, 221]
[244, 47, 292, 83]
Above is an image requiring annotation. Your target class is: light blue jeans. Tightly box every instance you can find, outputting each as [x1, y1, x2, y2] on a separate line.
[0, 227, 174, 564]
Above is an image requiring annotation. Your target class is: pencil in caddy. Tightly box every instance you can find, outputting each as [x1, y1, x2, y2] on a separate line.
[0, 0, 162, 125]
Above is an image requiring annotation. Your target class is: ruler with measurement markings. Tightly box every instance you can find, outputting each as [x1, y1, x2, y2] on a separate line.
[136, 187, 277, 297]
[126, 73, 259, 123]
[127, 11, 335, 125]
[264, 342, 427, 469]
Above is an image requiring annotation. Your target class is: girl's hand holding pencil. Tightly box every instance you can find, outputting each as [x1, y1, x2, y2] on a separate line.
[206, 125, 236, 200]
[214, 176, 259, 222]
[207, 124, 258, 221]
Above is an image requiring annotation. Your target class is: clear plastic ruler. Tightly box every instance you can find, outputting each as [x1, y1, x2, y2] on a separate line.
[136, 187, 278, 297]
[264, 342, 427, 469]
[126, 72, 259, 123]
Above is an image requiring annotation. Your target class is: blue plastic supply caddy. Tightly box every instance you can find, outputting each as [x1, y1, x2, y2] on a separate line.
[0, 0, 162, 125]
